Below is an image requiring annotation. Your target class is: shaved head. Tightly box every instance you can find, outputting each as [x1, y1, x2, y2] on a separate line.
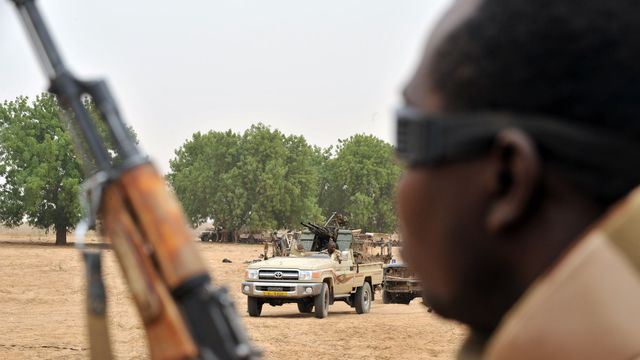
[404, 0, 481, 110]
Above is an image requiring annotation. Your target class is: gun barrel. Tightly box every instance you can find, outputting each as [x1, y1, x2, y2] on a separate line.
[14, 0, 65, 78]
[12, 0, 143, 173]
[12, 0, 111, 170]
[303, 222, 334, 238]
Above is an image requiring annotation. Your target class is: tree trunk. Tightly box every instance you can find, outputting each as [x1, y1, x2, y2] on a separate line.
[55, 224, 67, 245]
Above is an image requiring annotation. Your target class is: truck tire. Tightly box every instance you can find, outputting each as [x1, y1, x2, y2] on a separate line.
[297, 300, 314, 313]
[397, 294, 412, 305]
[355, 282, 372, 314]
[314, 283, 330, 318]
[382, 289, 392, 304]
[247, 296, 263, 317]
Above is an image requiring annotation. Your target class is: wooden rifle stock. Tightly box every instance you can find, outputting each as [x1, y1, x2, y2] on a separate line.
[101, 164, 200, 360]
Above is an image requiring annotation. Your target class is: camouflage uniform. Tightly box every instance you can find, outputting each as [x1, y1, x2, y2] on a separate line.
[460, 188, 640, 359]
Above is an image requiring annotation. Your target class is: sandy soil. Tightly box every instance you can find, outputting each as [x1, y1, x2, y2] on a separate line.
[0, 229, 467, 359]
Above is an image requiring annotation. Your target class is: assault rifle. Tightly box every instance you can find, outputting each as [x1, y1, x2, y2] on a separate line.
[10, 1, 260, 359]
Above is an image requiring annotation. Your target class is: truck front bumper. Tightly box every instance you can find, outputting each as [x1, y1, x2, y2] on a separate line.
[241, 281, 323, 298]
[383, 279, 421, 293]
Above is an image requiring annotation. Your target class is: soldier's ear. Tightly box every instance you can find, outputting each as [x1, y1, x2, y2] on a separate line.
[485, 128, 541, 234]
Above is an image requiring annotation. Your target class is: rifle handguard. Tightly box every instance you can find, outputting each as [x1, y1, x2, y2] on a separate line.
[116, 164, 209, 288]
[101, 168, 199, 360]
[102, 164, 259, 360]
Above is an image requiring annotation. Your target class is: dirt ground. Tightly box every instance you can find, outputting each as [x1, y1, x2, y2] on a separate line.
[0, 228, 467, 359]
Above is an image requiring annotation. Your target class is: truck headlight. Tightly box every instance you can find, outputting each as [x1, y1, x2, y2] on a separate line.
[245, 269, 259, 280]
[299, 271, 320, 280]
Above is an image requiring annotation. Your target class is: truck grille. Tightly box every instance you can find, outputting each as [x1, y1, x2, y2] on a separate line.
[258, 269, 299, 280]
[256, 286, 295, 292]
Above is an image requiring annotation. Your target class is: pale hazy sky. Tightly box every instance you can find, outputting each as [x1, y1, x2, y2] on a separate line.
[1, 0, 452, 173]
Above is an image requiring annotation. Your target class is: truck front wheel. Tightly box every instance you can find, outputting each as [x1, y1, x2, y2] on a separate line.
[382, 289, 392, 304]
[247, 296, 263, 317]
[397, 294, 412, 305]
[297, 299, 314, 313]
[355, 282, 372, 314]
[314, 283, 330, 318]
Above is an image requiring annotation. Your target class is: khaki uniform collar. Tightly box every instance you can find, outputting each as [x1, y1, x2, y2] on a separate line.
[480, 188, 640, 360]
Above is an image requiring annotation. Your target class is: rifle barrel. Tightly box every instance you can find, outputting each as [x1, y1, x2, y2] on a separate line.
[12, 0, 143, 172]
[13, 0, 111, 171]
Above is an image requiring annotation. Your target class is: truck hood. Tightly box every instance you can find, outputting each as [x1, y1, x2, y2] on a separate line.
[247, 255, 333, 270]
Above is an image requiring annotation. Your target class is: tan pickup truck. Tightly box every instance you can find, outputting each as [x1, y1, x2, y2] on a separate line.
[241, 229, 383, 318]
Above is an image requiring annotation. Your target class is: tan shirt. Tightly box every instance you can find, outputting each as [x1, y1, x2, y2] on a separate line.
[469, 188, 640, 360]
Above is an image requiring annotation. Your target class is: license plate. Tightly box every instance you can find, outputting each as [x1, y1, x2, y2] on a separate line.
[263, 291, 289, 297]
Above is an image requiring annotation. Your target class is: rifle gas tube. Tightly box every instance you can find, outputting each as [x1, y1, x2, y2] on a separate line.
[10, 1, 260, 359]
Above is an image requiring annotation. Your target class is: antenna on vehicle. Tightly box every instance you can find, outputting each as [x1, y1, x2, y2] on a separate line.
[324, 212, 337, 227]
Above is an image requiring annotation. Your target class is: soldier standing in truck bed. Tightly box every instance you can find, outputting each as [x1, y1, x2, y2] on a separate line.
[325, 240, 342, 264]
[395, 0, 640, 358]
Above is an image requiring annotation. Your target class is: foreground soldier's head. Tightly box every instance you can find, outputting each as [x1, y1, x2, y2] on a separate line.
[397, 0, 640, 340]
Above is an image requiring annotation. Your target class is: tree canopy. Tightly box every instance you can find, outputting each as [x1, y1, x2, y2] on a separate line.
[0, 94, 83, 244]
[318, 134, 401, 232]
[0, 92, 401, 243]
[0, 93, 137, 245]
[169, 130, 401, 235]
[168, 124, 323, 239]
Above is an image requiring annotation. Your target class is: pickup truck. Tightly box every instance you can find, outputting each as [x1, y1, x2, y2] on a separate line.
[241, 229, 383, 318]
[382, 262, 422, 304]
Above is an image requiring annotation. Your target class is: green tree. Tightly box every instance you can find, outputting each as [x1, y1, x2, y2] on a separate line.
[168, 130, 247, 238]
[168, 124, 322, 238]
[0, 94, 83, 244]
[238, 124, 322, 231]
[319, 134, 401, 232]
[0, 93, 137, 245]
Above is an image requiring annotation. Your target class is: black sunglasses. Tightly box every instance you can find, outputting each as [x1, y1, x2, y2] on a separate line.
[395, 106, 640, 171]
